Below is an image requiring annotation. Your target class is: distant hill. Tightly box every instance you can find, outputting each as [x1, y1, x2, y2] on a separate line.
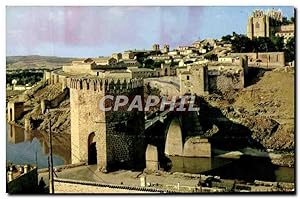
[6, 55, 81, 70]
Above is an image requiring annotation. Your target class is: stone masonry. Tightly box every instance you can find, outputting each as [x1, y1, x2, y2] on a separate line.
[69, 77, 145, 172]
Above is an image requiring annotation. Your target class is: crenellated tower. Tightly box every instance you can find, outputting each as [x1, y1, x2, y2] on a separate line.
[69, 77, 145, 172]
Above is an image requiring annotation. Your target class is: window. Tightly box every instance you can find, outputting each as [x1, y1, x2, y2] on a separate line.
[187, 76, 190, 80]
[255, 22, 260, 29]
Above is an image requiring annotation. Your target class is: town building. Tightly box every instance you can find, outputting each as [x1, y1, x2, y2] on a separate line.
[246, 9, 294, 41]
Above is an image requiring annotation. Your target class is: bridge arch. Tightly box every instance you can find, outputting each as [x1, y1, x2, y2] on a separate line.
[164, 117, 183, 156]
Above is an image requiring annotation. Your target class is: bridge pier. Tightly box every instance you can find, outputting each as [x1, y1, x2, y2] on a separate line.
[145, 144, 159, 171]
[164, 117, 183, 156]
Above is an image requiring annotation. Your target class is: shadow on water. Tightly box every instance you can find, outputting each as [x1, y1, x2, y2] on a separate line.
[196, 97, 279, 181]
[6, 123, 71, 168]
[145, 96, 294, 183]
[201, 155, 294, 183]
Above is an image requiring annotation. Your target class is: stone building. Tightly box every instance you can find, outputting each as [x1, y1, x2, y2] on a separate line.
[247, 9, 294, 41]
[247, 9, 281, 39]
[275, 24, 295, 43]
[179, 64, 209, 96]
[94, 57, 117, 66]
[153, 63, 171, 77]
[127, 67, 154, 78]
[64, 58, 97, 74]
[167, 50, 179, 56]
[178, 56, 248, 95]
[152, 44, 160, 51]
[122, 51, 135, 60]
[121, 59, 140, 67]
[69, 77, 145, 172]
[231, 52, 285, 68]
[162, 44, 170, 53]
[207, 56, 248, 93]
[112, 53, 122, 62]
[148, 54, 172, 62]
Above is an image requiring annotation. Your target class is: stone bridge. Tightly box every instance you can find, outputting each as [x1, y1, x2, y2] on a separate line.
[40, 72, 211, 173]
[144, 108, 211, 172]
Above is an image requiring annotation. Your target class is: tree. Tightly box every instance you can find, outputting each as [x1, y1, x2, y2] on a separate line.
[284, 37, 295, 62]
[143, 59, 154, 68]
[282, 17, 289, 25]
[221, 34, 232, 44]
[290, 16, 295, 23]
[221, 33, 288, 54]
[231, 34, 253, 53]
[204, 53, 218, 61]
[271, 36, 284, 51]
[252, 37, 274, 52]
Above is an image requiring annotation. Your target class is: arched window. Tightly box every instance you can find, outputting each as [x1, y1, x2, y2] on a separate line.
[255, 22, 260, 29]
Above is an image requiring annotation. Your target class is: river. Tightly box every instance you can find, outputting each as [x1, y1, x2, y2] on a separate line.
[6, 123, 70, 169]
[168, 156, 294, 183]
[6, 123, 294, 183]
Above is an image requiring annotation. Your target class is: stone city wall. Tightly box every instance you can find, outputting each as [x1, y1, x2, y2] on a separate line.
[231, 52, 285, 68]
[208, 69, 245, 93]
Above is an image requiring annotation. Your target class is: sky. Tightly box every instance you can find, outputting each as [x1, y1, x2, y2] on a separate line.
[6, 6, 294, 57]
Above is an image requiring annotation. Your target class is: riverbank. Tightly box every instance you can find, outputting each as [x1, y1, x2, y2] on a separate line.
[38, 164, 294, 193]
[213, 148, 294, 167]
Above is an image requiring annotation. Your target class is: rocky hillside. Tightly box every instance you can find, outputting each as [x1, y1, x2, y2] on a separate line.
[203, 67, 294, 153]
[9, 80, 71, 133]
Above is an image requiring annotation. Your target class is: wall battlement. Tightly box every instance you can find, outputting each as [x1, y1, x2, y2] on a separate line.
[69, 77, 144, 93]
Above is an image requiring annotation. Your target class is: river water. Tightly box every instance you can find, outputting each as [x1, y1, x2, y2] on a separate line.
[168, 156, 294, 183]
[6, 123, 294, 183]
[6, 124, 70, 169]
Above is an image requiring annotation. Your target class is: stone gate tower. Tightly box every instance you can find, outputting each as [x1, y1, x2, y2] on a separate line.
[69, 77, 145, 172]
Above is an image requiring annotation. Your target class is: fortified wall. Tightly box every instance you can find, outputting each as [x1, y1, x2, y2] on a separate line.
[178, 56, 248, 95]
[231, 52, 285, 68]
[207, 56, 248, 93]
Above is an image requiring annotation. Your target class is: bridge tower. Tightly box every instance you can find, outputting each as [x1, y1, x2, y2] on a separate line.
[69, 77, 145, 172]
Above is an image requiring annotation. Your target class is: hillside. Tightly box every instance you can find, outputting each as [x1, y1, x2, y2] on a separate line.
[6, 55, 80, 70]
[204, 67, 294, 158]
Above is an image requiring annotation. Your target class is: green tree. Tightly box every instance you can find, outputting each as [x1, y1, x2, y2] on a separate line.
[143, 59, 154, 68]
[282, 17, 289, 25]
[204, 53, 218, 61]
[290, 16, 295, 23]
[271, 36, 284, 51]
[231, 34, 253, 52]
[221, 34, 232, 44]
[284, 37, 295, 62]
[253, 37, 274, 52]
